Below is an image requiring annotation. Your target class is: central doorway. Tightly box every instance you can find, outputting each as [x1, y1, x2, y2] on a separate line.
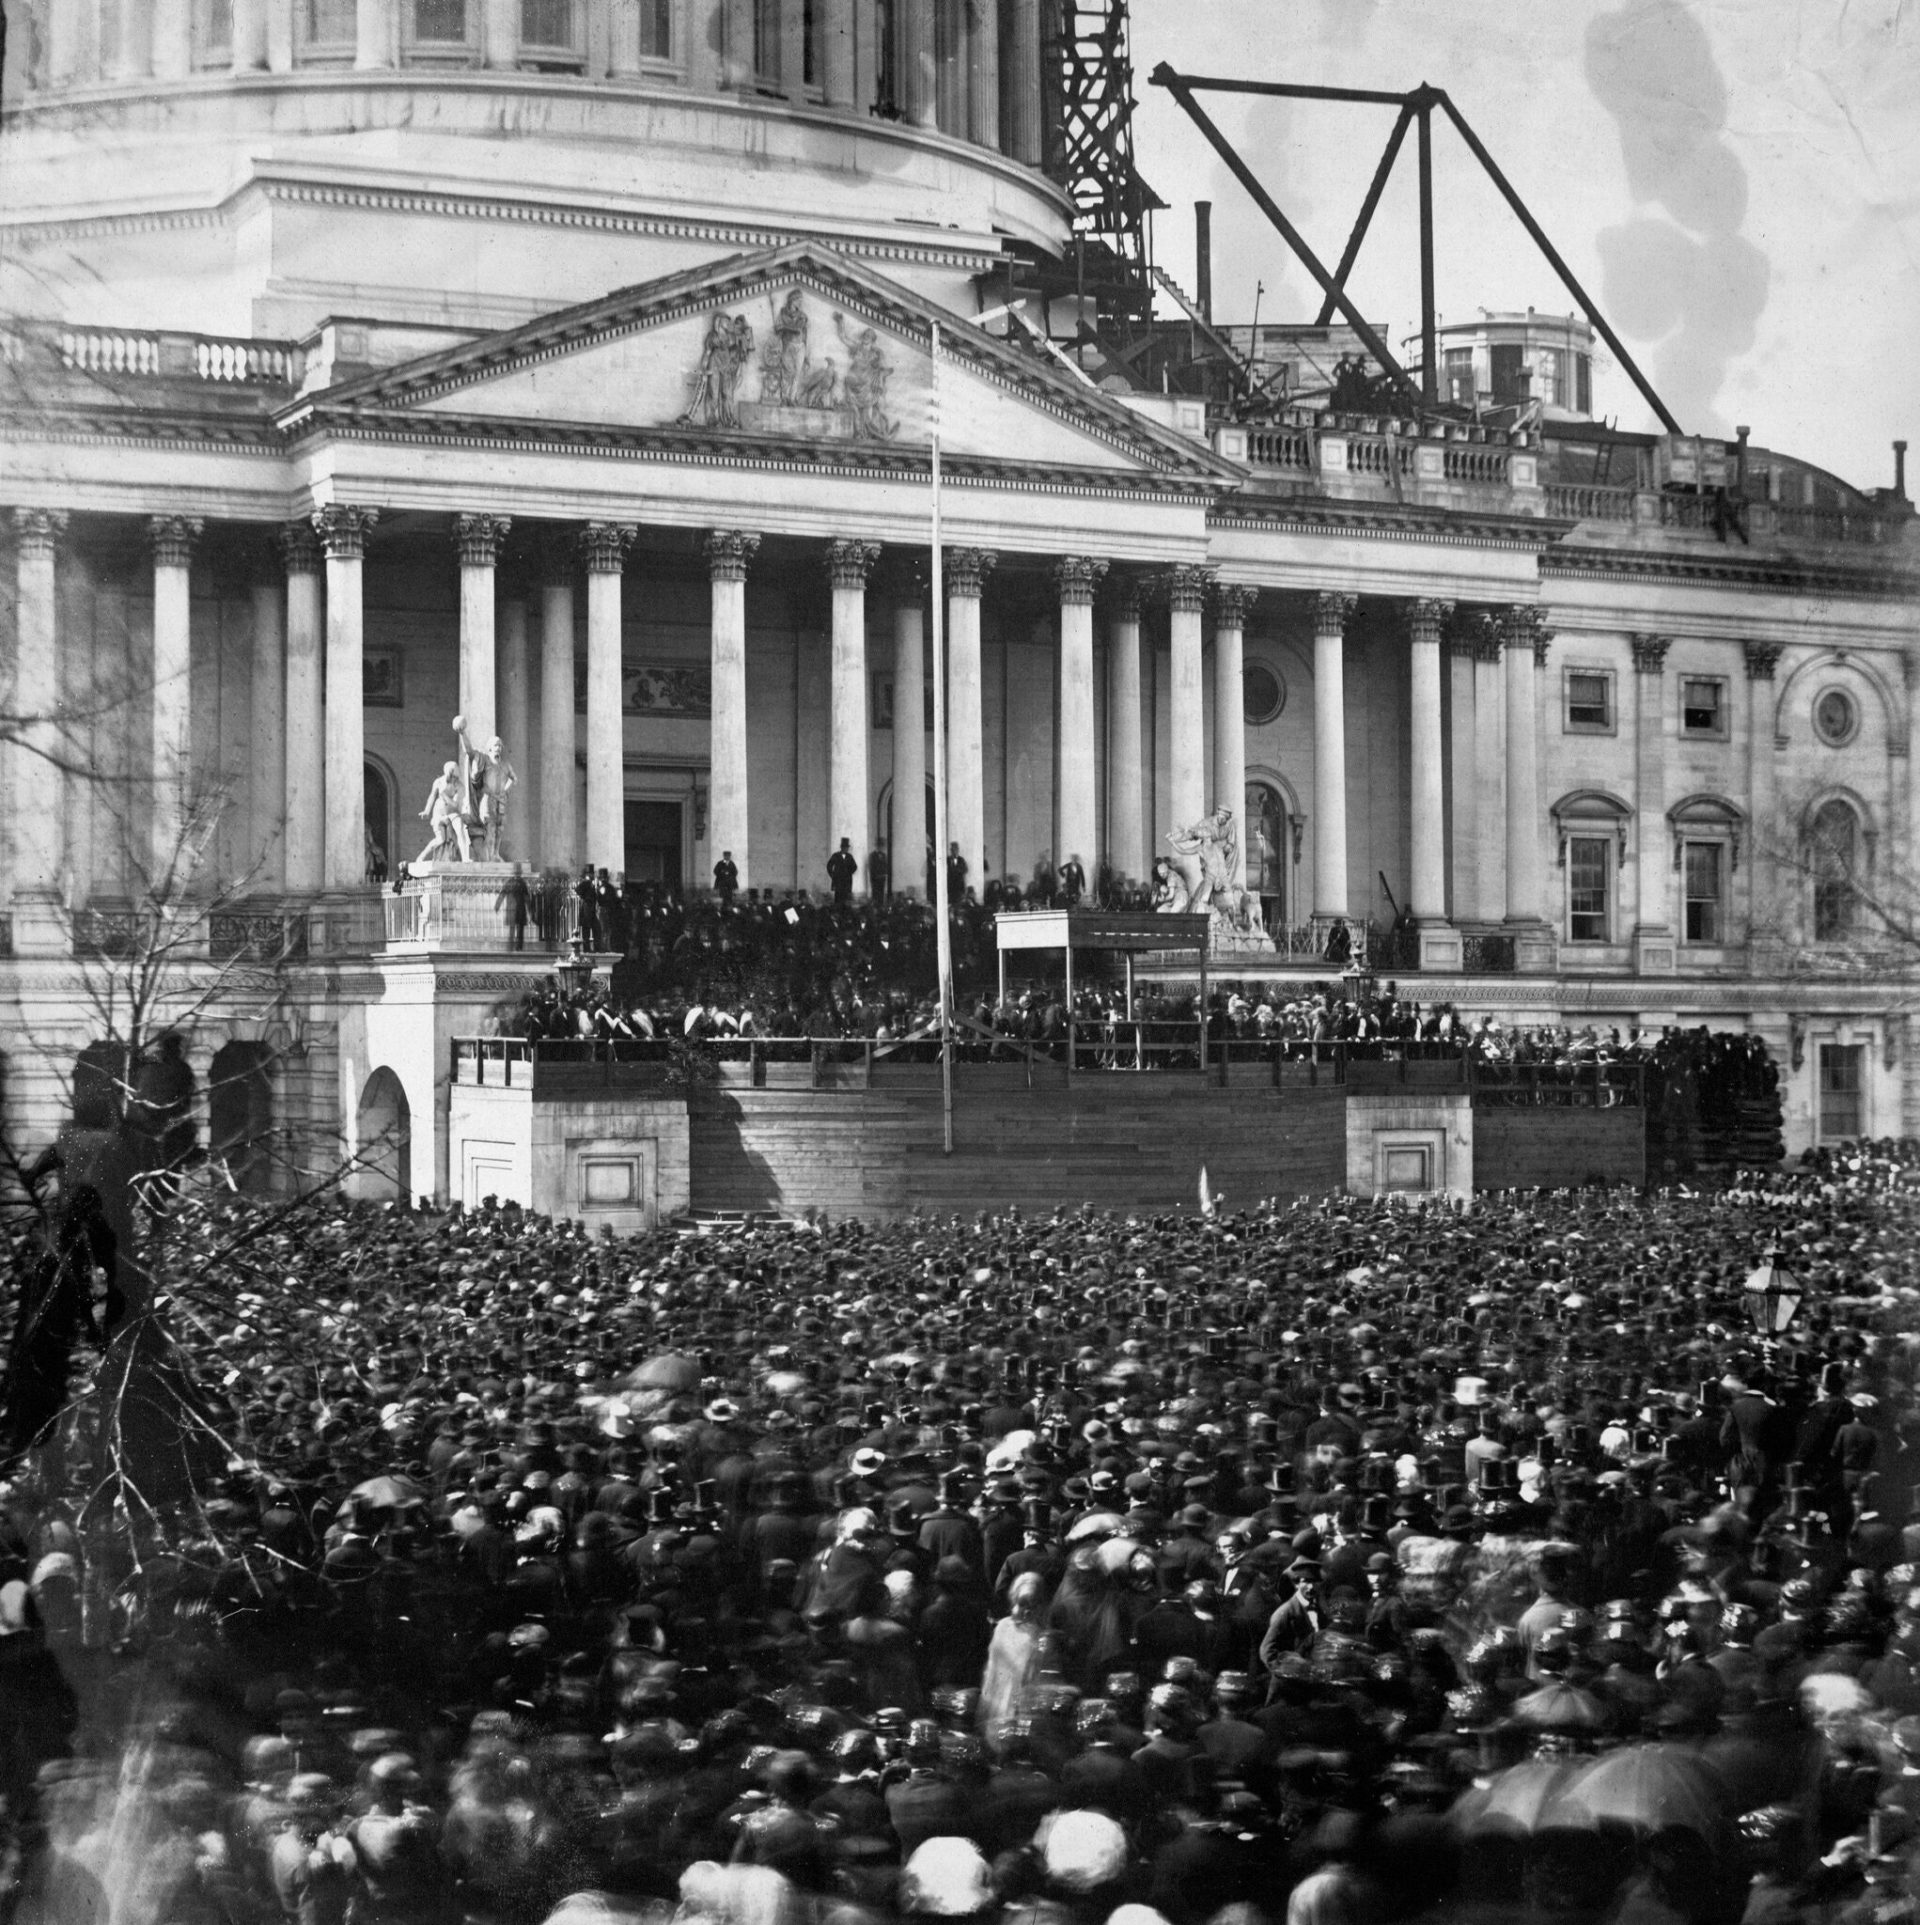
[624, 799, 684, 890]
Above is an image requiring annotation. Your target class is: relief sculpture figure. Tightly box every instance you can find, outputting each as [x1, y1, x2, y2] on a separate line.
[680, 311, 754, 428]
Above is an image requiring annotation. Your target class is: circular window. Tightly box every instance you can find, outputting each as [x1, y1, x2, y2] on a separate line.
[1243, 661, 1286, 725]
[1814, 688, 1858, 747]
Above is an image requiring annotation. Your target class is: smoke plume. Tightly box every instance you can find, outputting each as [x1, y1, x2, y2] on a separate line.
[1584, 0, 1770, 434]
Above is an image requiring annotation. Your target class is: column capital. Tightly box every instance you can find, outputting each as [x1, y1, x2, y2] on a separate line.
[581, 522, 638, 574]
[1053, 555, 1109, 607]
[1629, 631, 1671, 675]
[279, 519, 323, 574]
[705, 528, 761, 583]
[1402, 597, 1455, 645]
[148, 514, 205, 568]
[947, 547, 997, 598]
[1166, 563, 1214, 615]
[1212, 581, 1259, 629]
[313, 505, 379, 560]
[1311, 590, 1358, 635]
[825, 538, 882, 590]
[10, 508, 69, 554]
[1501, 605, 1552, 664]
[1743, 640, 1783, 682]
[1105, 572, 1148, 621]
[454, 513, 513, 567]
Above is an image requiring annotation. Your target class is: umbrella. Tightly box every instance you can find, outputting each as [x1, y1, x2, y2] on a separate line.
[348, 1475, 424, 1511]
[1452, 1755, 1590, 1840]
[1065, 1511, 1125, 1544]
[1553, 1744, 1727, 1837]
[622, 1353, 701, 1392]
[1512, 1681, 1609, 1736]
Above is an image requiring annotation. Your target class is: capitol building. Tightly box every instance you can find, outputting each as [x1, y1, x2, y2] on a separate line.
[1, 0, 1915, 1208]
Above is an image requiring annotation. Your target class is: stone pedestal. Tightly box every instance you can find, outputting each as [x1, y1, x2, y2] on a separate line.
[1416, 922, 1464, 972]
[10, 889, 71, 957]
[1511, 922, 1558, 974]
[1633, 928, 1678, 976]
[386, 862, 533, 952]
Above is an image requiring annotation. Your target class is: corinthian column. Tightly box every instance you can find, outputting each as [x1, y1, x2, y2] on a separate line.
[1167, 565, 1209, 829]
[1404, 597, 1461, 970]
[1630, 630, 1673, 976]
[946, 547, 994, 893]
[539, 539, 578, 872]
[9, 511, 67, 915]
[1212, 583, 1257, 876]
[1105, 576, 1146, 891]
[1055, 555, 1107, 889]
[889, 566, 928, 898]
[149, 514, 203, 882]
[282, 521, 325, 893]
[581, 523, 635, 877]
[314, 505, 378, 889]
[250, 550, 287, 889]
[706, 529, 760, 889]
[454, 513, 511, 751]
[1311, 591, 1356, 920]
[827, 539, 881, 897]
[1503, 605, 1555, 972]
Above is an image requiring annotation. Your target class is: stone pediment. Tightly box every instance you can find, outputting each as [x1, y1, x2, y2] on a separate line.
[291, 244, 1237, 488]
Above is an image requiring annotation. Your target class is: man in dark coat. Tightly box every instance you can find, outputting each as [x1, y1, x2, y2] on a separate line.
[827, 838, 858, 908]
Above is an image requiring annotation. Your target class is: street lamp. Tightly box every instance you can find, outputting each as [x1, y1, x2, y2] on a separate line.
[556, 934, 595, 1003]
[1743, 1246, 1805, 1338]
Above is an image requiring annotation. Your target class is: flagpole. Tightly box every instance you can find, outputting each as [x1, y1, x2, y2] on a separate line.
[929, 320, 953, 1156]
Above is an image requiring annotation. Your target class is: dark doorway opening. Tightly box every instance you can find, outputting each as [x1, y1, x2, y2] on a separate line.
[625, 800, 684, 890]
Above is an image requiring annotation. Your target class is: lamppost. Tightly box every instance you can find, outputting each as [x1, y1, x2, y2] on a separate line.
[555, 935, 595, 1004]
[1743, 1245, 1806, 1339]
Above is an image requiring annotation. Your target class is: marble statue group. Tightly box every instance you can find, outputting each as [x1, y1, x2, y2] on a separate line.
[1158, 804, 1275, 955]
[417, 715, 516, 866]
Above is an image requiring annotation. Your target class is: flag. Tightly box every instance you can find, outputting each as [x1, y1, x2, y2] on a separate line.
[1198, 1164, 1215, 1218]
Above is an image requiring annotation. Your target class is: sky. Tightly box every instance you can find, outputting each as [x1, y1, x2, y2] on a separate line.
[1126, 0, 1920, 491]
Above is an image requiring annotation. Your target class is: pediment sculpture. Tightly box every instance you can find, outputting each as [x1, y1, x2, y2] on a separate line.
[676, 290, 899, 441]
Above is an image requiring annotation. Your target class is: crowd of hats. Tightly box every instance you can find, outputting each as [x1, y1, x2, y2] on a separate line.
[3, 1148, 1919, 1922]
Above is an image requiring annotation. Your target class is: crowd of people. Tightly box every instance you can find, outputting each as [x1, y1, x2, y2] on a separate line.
[2, 1143, 1918, 1922]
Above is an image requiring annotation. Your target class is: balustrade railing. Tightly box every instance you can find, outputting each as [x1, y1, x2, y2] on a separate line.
[1245, 425, 1314, 471]
[36, 323, 300, 386]
[1543, 482, 1637, 522]
[208, 908, 311, 962]
[1461, 932, 1516, 973]
[1442, 444, 1511, 485]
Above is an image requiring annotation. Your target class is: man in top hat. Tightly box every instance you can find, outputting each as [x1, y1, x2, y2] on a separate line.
[918, 1469, 986, 1584]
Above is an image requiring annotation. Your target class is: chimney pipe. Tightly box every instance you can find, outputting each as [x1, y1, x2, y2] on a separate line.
[1735, 424, 1749, 496]
[1896, 439, 1909, 501]
[1195, 201, 1212, 325]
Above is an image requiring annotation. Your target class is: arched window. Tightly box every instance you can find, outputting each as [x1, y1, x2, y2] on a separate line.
[1811, 799, 1859, 941]
[365, 760, 394, 883]
[209, 1041, 274, 1194]
[1244, 781, 1288, 928]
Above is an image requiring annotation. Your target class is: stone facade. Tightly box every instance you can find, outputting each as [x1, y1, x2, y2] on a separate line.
[1, 10, 1917, 1197]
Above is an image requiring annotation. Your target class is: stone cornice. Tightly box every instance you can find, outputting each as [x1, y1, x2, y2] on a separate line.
[280, 405, 1228, 499]
[0, 405, 285, 452]
[1208, 496, 1571, 552]
[1542, 543, 1920, 603]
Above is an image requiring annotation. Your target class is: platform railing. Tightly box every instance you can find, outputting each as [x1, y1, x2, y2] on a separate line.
[450, 1033, 1647, 1103]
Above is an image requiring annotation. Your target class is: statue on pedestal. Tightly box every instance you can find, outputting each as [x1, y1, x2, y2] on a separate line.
[416, 760, 470, 865]
[453, 714, 517, 863]
[1160, 806, 1274, 955]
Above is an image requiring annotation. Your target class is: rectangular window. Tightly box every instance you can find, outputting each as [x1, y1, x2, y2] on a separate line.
[308, 0, 355, 40]
[1683, 842, 1723, 943]
[1490, 342, 1529, 406]
[641, 0, 673, 57]
[1819, 1044, 1864, 1142]
[1681, 676, 1725, 735]
[1575, 353, 1592, 414]
[1540, 347, 1568, 408]
[521, 0, 577, 49]
[414, 0, 467, 38]
[753, 0, 780, 81]
[1566, 670, 1612, 731]
[195, 0, 234, 61]
[1568, 837, 1609, 943]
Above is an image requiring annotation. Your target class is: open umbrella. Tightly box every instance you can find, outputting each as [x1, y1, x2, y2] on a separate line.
[1512, 1681, 1609, 1737]
[1452, 1755, 1590, 1840]
[1554, 1744, 1727, 1836]
[348, 1474, 424, 1511]
[1065, 1511, 1125, 1544]
[622, 1353, 701, 1393]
